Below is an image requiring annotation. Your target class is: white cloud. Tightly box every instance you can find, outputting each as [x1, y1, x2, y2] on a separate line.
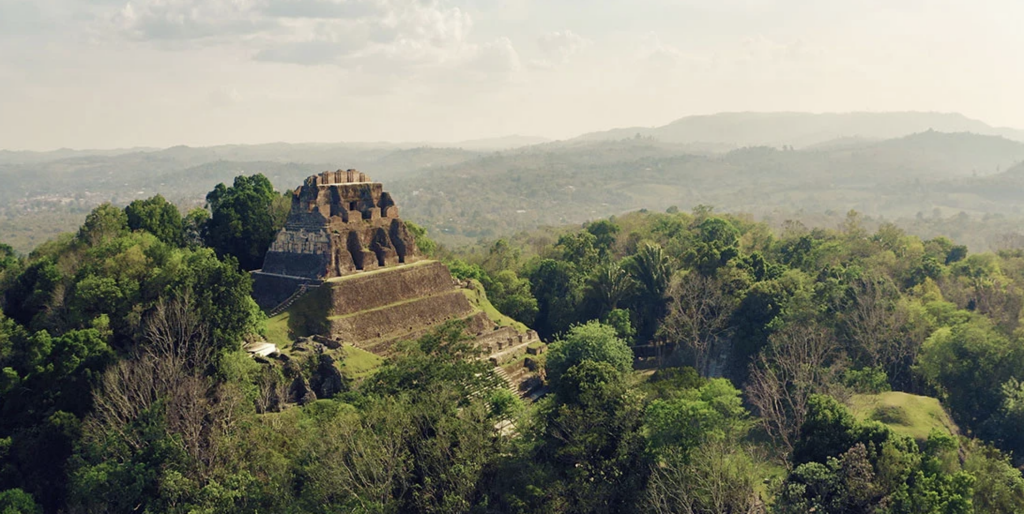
[536, 29, 589, 64]
[262, 0, 386, 19]
[636, 32, 708, 70]
[111, 0, 271, 41]
[462, 36, 521, 77]
[107, 0, 482, 73]
[7, 0, 1024, 150]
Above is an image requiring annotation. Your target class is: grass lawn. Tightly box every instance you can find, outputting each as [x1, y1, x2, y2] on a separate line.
[262, 293, 384, 380]
[341, 344, 384, 379]
[264, 311, 292, 350]
[848, 391, 958, 441]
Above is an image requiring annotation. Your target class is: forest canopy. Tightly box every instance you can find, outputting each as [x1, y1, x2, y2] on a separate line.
[3, 177, 1024, 513]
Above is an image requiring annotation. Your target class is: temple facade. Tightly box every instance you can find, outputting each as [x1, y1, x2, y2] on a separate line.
[252, 170, 420, 308]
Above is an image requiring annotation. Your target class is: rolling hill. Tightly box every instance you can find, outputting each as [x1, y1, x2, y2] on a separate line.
[4, 117, 1024, 254]
[575, 111, 1024, 148]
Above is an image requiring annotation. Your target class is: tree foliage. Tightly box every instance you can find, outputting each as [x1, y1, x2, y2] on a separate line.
[204, 174, 283, 270]
[125, 195, 184, 246]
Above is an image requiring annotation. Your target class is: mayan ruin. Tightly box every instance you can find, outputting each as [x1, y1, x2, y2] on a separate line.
[252, 169, 545, 398]
[252, 170, 420, 309]
[262, 170, 416, 274]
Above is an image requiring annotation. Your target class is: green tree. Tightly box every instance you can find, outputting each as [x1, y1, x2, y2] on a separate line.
[77, 204, 128, 247]
[625, 242, 673, 340]
[586, 220, 620, 257]
[0, 489, 41, 514]
[3, 258, 62, 329]
[367, 320, 496, 399]
[526, 259, 585, 339]
[482, 238, 520, 274]
[358, 322, 508, 513]
[482, 269, 538, 326]
[778, 397, 977, 514]
[916, 319, 1024, 432]
[0, 243, 16, 275]
[204, 174, 281, 270]
[946, 244, 969, 265]
[584, 262, 636, 319]
[125, 195, 184, 246]
[644, 378, 749, 455]
[557, 231, 600, 270]
[686, 217, 740, 275]
[546, 321, 633, 389]
[963, 441, 1024, 513]
[643, 379, 762, 514]
[0, 323, 112, 511]
[168, 249, 263, 354]
[405, 221, 437, 257]
[539, 360, 649, 513]
[446, 259, 485, 282]
[602, 309, 636, 345]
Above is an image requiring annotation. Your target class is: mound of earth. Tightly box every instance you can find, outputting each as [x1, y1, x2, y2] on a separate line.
[848, 391, 958, 441]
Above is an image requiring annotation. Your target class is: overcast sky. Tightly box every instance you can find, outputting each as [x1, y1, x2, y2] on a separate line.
[1, 0, 1022, 150]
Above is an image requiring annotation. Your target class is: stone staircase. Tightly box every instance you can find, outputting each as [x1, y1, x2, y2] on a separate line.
[491, 363, 543, 400]
[268, 283, 320, 317]
[491, 366, 521, 397]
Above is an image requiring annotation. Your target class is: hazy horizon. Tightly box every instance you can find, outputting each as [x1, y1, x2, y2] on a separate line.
[4, 109, 1023, 154]
[3, 0, 1023, 151]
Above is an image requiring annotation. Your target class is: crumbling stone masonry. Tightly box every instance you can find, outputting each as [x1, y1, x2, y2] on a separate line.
[252, 169, 546, 399]
[252, 170, 419, 309]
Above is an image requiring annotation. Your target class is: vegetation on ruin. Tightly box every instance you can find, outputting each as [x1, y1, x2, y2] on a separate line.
[6, 173, 1024, 512]
[848, 392, 957, 442]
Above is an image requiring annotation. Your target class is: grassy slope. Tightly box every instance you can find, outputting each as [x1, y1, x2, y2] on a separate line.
[460, 279, 528, 333]
[264, 311, 292, 350]
[848, 392, 958, 441]
[340, 344, 384, 379]
[264, 306, 383, 380]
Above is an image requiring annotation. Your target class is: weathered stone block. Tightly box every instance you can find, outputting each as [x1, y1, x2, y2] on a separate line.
[255, 170, 420, 290]
[360, 250, 380, 271]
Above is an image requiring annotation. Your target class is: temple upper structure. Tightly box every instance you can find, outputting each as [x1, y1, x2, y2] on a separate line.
[252, 170, 420, 308]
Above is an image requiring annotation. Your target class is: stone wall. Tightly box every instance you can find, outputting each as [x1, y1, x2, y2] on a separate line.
[251, 273, 322, 311]
[265, 171, 419, 281]
[328, 290, 476, 344]
[254, 169, 422, 311]
[326, 261, 458, 316]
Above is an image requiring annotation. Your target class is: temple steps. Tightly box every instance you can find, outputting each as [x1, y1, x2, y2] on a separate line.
[328, 290, 478, 352]
[268, 283, 320, 317]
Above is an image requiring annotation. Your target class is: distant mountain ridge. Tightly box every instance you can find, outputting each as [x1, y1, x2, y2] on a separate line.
[4, 126, 1024, 254]
[574, 112, 1024, 148]
[0, 135, 550, 164]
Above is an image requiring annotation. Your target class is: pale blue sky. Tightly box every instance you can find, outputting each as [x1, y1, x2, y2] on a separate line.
[1, 0, 1021, 150]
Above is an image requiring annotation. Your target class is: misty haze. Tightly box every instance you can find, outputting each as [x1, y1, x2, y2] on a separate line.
[3, 1, 1024, 513]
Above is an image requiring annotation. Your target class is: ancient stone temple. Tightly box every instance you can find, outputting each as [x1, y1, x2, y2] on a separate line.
[253, 169, 546, 399]
[252, 170, 420, 309]
[265, 169, 418, 278]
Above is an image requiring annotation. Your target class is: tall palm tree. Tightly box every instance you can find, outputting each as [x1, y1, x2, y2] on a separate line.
[626, 242, 674, 339]
[586, 261, 637, 316]
[628, 242, 672, 300]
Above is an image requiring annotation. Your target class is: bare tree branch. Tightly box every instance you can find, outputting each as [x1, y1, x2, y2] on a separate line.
[660, 273, 734, 376]
[746, 324, 846, 456]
